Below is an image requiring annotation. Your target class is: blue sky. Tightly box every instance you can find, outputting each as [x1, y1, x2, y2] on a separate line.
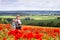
[0, 0, 60, 11]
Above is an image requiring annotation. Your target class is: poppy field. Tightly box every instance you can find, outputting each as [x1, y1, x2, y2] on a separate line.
[0, 24, 60, 40]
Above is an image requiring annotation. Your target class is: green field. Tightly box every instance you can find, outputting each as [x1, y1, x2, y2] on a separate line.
[0, 15, 60, 27]
[0, 15, 57, 20]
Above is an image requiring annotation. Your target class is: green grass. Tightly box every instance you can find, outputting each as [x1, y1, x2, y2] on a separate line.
[0, 15, 57, 20]
[0, 15, 60, 27]
[0, 16, 16, 18]
[26, 15, 56, 20]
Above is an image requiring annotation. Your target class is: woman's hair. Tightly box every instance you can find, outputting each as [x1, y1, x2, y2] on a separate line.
[16, 15, 20, 17]
[16, 15, 20, 20]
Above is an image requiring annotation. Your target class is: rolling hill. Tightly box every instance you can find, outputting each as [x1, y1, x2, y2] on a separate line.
[0, 11, 60, 15]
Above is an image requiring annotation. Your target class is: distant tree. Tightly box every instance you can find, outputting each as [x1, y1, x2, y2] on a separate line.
[25, 17, 30, 20]
[57, 17, 60, 19]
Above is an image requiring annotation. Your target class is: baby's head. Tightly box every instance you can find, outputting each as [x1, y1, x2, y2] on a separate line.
[12, 19, 15, 22]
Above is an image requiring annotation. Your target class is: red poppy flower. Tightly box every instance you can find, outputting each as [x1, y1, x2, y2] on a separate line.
[0, 27, 2, 30]
[22, 27, 28, 30]
[37, 38, 42, 40]
[8, 30, 14, 36]
[52, 33, 57, 38]
[54, 29, 59, 33]
[3, 37, 6, 40]
[26, 32, 34, 39]
[5, 24, 11, 29]
[14, 38, 18, 40]
[34, 33, 44, 39]
[15, 33, 23, 39]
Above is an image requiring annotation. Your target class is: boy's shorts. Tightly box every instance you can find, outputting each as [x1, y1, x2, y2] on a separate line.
[16, 24, 22, 30]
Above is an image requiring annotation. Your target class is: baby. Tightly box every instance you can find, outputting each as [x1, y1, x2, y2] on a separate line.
[12, 19, 16, 29]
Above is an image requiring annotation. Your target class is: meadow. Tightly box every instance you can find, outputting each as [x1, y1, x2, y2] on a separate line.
[0, 24, 60, 40]
[0, 15, 60, 40]
[0, 15, 60, 27]
[0, 15, 57, 20]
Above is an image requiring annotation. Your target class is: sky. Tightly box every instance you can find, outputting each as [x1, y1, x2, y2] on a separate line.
[0, 0, 60, 11]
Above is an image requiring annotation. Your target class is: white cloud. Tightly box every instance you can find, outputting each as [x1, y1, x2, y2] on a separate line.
[0, 0, 60, 11]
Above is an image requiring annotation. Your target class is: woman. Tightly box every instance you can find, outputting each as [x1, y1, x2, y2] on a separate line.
[12, 15, 22, 30]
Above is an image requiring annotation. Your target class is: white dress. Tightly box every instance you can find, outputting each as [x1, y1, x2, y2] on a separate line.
[15, 19, 22, 28]
[15, 19, 22, 24]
